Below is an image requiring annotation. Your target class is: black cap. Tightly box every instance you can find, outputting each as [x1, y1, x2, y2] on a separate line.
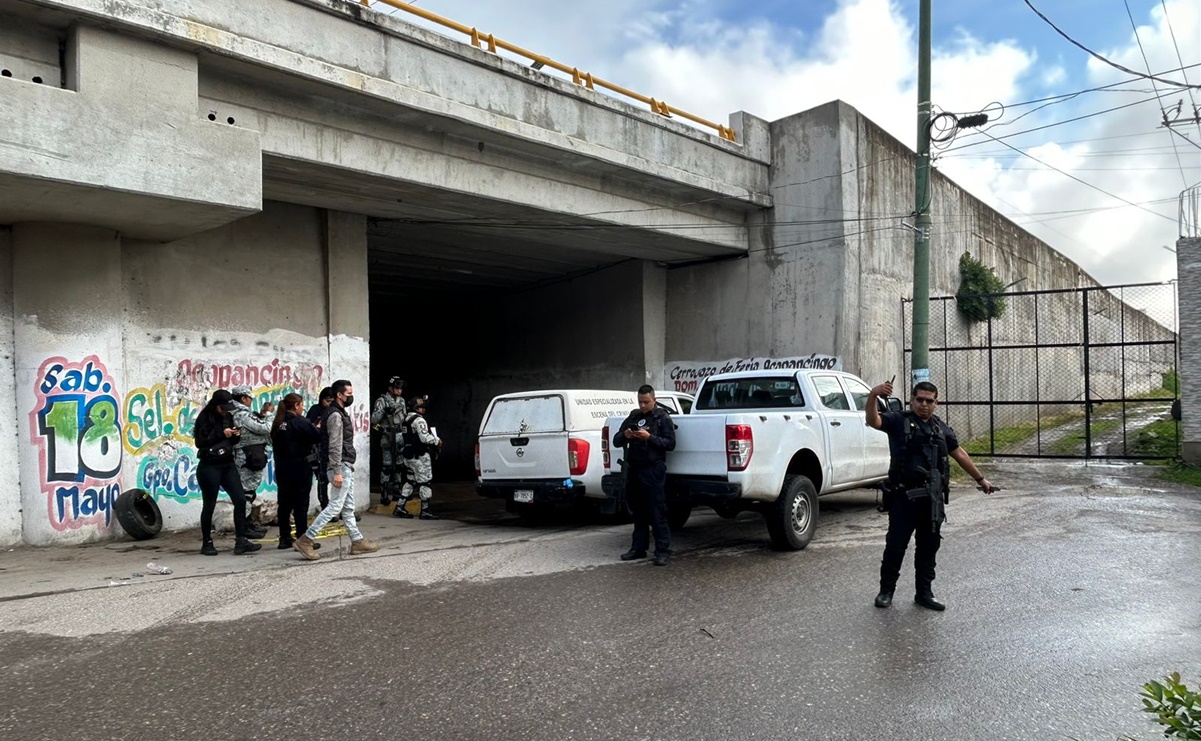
[389, 376, 405, 389]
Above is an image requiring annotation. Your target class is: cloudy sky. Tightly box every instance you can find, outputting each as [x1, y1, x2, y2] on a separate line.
[372, 0, 1199, 297]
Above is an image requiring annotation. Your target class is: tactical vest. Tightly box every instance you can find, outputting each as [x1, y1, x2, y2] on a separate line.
[401, 412, 428, 459]
[889, 412, 950, 494]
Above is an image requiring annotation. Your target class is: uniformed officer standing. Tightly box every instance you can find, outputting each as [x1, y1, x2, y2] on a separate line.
[230, 385, 273, 539]
[393, 396, 442, 520]
[370, 376, 407, 505]
[612, 385, 677, 566]
[866, 380, 996, 611]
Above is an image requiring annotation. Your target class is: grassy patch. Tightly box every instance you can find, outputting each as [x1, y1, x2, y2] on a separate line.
[1131, 418, 1181, 458]
[1043, 418, 1121, 455]
[961, 410, 1080, 456]
[1155, 463, 1201, 488]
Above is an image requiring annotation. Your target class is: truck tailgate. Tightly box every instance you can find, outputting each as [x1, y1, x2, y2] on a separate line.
[607, 415, 730, 476]
[478, 431, 568, 480]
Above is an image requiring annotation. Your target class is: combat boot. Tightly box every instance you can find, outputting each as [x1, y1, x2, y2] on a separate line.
[233, 537, 261, 555]
[293, 534, 320, 561]
[418, 500, 439, 520]
[350, 538, 379, 555]
[200, 540, 218, 556]
[392, 499, 415, 518]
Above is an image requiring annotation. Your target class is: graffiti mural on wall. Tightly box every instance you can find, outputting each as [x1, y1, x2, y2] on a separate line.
[125, 358, 324, 502]
[29, 357, 123, 531]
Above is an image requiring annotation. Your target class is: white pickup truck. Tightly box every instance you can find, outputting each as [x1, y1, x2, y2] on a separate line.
[475, 389, 693, 518]
[602, 369, 898, 550]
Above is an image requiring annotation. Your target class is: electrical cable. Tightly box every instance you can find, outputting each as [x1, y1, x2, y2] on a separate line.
[1024, 0, 1200, 89]
[1123, 0, 1190, 189]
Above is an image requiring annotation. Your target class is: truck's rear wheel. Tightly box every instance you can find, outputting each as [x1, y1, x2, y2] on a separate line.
[765, 474, 818, 551]
[667, 501, 692, 531]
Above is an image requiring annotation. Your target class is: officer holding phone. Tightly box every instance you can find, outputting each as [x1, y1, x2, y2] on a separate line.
[866, 379, 995, 611]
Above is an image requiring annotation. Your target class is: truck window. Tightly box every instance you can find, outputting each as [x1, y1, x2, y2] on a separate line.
[696, 377, 804, 410]
[812, 375, 851, 410]
[482, 396, 565, 435]
[843, 377, 871, 412]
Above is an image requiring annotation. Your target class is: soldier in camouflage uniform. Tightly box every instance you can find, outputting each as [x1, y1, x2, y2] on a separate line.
[370, 376, 407, 505]
[393, 396, 442, 520]
[230, 385, 274, 538]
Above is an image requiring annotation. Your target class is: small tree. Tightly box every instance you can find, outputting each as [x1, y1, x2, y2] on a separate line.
[1142, 673, 1201, 739]
[956, 251, 1007, 323]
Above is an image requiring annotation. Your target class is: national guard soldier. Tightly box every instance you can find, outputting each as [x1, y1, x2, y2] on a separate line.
[392, 396, 442, 520]
[230, 385, 273, 539]
[371, 376, 407, 505]
[866, 380, 996, 611]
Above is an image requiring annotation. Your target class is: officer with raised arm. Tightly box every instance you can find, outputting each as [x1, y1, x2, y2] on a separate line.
[866, 379, 996, 611]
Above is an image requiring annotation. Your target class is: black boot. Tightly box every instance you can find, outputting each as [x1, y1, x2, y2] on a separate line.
[392, 498, 415, 519]
[201, 540, 218, 556]
[233, 537, 262, 555]
[418, 500, 439, 520]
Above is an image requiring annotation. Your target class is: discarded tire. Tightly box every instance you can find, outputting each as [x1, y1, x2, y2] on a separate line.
[115, 488, 163, 540]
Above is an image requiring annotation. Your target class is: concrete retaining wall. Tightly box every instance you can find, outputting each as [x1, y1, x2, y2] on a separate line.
[0, 227, 19, 546]
[7, 203, 370, 546]
[1180, 238, 1201, 464]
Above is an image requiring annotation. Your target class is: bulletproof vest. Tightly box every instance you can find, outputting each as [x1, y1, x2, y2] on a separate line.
[333, 405, 357, 466]
[889, 412, 949, 492]
[401, 412, 428, 458]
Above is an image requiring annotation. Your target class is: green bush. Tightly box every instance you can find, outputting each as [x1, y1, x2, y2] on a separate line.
[955, 251, 1007, 323]
[1142, 673, 1201, 739]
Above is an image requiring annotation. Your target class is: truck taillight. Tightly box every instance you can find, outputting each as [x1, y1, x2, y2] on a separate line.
[726, 424, 753, 471]
[474, 441, 481, 477]
[601, 426, 610, 468]
[568, 438, 590, 476]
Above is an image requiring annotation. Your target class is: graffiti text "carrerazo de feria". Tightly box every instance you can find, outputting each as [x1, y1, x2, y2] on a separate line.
[127, 358, 325, 502]
[31, 357, 123, 530]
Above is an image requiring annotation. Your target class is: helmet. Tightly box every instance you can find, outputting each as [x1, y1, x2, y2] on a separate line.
[388, 376, 406, 389]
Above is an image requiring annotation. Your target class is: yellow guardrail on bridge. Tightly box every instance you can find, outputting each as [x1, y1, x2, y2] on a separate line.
[358, 0, 737, 142]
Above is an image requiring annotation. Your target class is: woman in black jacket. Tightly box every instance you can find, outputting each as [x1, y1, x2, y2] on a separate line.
[193, 389, 262, 556]
[272, 392, 324, 549]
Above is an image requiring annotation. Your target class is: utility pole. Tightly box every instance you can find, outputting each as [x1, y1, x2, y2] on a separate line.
[910, 0, 932, 390]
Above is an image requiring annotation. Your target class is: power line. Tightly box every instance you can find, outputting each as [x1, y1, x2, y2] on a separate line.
[1159, 0, 1201, 142]
[1123, 0, 1189, 189]
[942, 94, 1168, 153]
[971, 131, 1176, 224]
[1024, 0, 1201, 89]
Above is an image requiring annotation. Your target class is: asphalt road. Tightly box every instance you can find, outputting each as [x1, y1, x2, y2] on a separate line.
[1, 461, 1198, 741]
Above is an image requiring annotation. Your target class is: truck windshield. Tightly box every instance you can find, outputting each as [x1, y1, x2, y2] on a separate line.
[695, 377, 805, 410]
[482, 395, 565, 435]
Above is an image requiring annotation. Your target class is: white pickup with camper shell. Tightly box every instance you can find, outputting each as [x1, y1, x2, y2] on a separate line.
[601, 369, 899, 549]
[475, 389, 692, 517]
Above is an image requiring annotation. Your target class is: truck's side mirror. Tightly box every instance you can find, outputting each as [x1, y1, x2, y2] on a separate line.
[876, 397, 903, 413]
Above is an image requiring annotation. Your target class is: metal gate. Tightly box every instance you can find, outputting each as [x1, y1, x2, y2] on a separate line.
[901, 282, 1179, 459]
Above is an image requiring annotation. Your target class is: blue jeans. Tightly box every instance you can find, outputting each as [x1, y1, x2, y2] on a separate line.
[304, 464, 363, 542]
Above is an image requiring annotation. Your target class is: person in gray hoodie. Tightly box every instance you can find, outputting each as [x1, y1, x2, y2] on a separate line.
[230, 385, 274, 539]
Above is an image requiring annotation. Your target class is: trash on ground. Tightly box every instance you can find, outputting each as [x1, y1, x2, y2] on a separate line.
[146, 562, 173, 575]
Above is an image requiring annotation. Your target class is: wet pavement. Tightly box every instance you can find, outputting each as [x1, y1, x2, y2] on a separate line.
[1, 461, 1198, 740]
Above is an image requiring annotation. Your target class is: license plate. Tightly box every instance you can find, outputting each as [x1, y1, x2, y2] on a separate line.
[514, 489, 534, 503]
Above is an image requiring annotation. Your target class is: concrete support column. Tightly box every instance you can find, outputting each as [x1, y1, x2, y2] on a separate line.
[1178, 237, 1201, 465]
[324, 211, 372, 506]
[0, 227, 20, 546]
[13, 224, 124, 545]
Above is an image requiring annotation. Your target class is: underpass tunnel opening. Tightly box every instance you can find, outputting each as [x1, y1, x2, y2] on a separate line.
[364, 204, 746, 488]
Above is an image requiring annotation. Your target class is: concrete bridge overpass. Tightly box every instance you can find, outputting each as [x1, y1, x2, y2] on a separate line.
[2, 0, 770, 300]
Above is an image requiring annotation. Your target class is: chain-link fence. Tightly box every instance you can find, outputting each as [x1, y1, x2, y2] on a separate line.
[902, 282, 1179, 459]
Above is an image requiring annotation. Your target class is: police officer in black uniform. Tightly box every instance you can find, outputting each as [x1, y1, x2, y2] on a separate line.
[612, 385, 677, 566]
[866, 379, 996, 611]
